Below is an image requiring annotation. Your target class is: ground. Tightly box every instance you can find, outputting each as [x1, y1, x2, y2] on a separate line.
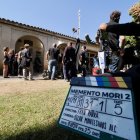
[0, 76, 68, 95]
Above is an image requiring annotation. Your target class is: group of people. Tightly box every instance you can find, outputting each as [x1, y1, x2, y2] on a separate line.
[3, 47, 18, 78]
[2, 41, 89, 82]
[45, 9, 140, 133]
[46, 41, 89, 82]
[3, 43, 33, 80]
[2, 10, 140, 83]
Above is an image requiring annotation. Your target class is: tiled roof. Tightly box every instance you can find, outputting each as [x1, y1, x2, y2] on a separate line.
[0, 17, 83, 42]
[0, 17, 99, 46]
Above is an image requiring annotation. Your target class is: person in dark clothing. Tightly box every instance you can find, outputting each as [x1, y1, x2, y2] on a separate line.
[99, 22, 140, 69]
[3, 47, 9, 78]
[107, 11, 125, 73]
[107, 11, 121, 52]
[62, 42, 77, 81]
[13, 53, 18, 76]
[8, 49, 15, 76]
[79, 46, 89, 77]
[34, 56, 42, 73]
[99, 20, 140, 134]
[17, 47, 24, 77]
[97, 11, 125, 73]
[34, 52, 42, 73]
[46, 43, 60, 80]
[58, 50, 64, 79]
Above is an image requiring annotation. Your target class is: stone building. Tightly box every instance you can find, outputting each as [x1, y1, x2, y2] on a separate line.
[0, 18, 99, 75]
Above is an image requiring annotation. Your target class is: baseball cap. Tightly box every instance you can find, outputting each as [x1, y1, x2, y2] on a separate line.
[24, 44, 30, 47]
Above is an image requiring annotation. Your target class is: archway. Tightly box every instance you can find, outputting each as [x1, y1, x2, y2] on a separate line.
[15, 35, 44, 74]
[57, 43, 67, 53]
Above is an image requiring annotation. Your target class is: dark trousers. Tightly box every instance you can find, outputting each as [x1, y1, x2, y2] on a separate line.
[109, 51, 120, 73]
[65, 62, 77, 80]
[81, 64, 88, 77]
[8, 62, 14, 75]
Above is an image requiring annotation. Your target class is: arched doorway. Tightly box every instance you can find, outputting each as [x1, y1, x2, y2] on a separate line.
[15, 35, 44, 74]
[57, 43, 67, 52]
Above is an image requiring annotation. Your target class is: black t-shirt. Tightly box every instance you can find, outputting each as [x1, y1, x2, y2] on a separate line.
[107, 20, 120, 51]
[80, 50, 88, 65]
[63, 46, 76, 64]
[48, 48, 59, 60]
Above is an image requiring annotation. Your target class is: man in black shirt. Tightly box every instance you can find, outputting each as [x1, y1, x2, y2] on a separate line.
[97, 11, 125, 73]
[79, 46, 89, 77]
[46, 43, 59, 80]
[62, 42, 77, 81]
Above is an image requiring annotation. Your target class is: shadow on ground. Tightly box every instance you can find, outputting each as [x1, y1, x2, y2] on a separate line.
[2, 121, 90, 140]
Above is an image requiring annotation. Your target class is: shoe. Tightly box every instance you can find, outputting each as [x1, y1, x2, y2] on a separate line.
[24, 78, 28, 80]
[51, 78, 56, 80]
[4, 76, 10, 78]
[66, 79, 70, 82]
[29, 78, 34, 81]
[18, 75, 22, 78]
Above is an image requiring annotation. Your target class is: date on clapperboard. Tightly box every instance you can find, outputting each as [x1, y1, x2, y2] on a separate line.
[58, 76, 139, 140]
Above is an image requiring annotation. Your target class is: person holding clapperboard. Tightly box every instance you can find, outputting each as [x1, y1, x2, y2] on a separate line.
[99, 21, 140, 136]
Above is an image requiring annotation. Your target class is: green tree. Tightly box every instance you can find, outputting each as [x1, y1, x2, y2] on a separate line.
[125, 2, 140, 56]
[129, 2, 140, 23]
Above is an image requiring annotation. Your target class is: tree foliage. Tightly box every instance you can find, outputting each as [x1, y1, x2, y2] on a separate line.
[125, 2, 140, 49]
[129, 2, 140, 23]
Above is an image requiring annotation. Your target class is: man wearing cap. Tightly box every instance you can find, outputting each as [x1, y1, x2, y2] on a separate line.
[20, 44, 33, 80]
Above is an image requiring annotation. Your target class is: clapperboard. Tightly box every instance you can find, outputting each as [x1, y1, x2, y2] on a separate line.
[58, 76, 139, 140]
